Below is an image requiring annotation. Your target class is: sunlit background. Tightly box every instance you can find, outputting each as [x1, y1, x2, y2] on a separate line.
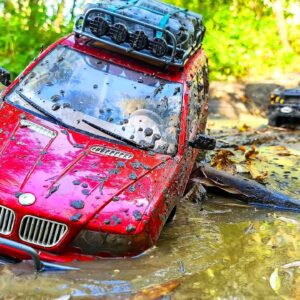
[1, 0, 300, 80]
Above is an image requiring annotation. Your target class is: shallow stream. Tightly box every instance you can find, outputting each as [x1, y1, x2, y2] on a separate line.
[0, 117, 299, 299]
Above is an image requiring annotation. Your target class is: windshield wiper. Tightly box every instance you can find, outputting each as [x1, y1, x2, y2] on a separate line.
[16, 90, 65, 126]
[82, 119, 153, 150]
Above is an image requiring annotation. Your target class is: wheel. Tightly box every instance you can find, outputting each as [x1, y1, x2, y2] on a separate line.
[268, 116, 280, 127]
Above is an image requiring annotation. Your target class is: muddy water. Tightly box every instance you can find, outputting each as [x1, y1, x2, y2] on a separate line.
[0, 117, 300, 299]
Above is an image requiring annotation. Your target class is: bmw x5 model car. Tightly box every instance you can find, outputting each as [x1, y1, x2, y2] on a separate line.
[0, 0, 214, 270]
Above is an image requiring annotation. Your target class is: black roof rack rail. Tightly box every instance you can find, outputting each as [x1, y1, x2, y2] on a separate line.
[74, 5, 205, 67]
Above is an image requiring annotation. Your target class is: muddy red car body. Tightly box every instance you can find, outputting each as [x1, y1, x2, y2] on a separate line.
[0, 1, 211, 267]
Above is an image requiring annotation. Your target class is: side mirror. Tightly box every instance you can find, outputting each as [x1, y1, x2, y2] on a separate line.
[0, 67, 11, 86]
[189, 134, 216, 150]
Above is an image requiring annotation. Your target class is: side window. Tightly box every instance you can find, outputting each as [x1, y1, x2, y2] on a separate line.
[188, 67, 208, 139]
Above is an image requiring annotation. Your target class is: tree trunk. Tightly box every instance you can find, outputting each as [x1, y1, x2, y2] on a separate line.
[71, 0, 77, 20]
[271, 0, 292, 51]
[54, 0, 66, 32]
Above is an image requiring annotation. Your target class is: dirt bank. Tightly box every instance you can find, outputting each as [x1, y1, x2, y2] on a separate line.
[209, 72, 300, 118]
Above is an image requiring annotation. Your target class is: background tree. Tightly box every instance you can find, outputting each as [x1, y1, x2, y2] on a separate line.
[0, 0, 299, 80]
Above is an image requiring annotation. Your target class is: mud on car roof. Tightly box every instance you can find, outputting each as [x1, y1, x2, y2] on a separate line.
[74, 0, 205, 67]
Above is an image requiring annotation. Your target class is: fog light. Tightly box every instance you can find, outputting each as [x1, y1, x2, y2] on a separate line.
[89, 16, 109, 37]
[130, 31, 148, 50]
[110, 23, 128, 44]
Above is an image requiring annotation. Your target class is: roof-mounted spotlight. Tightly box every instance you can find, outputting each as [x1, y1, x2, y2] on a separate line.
[110, 23, 128, 44]
[150, 38, 168, 57]
[130, 31, 148, 51]
[89, 16, 109, 37]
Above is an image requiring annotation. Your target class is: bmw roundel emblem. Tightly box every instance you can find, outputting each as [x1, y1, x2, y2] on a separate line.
[18, 193, 36, 206]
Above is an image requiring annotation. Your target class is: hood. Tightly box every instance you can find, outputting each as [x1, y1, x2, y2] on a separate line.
[0, 102, 168, 224]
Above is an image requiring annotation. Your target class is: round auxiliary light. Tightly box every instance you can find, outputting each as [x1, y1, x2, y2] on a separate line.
[18, 193, 36, 206]
[89, 16, 109, 37]
[130, 31, 148, 51]
[110, 23, 128, 44]
[151, 38, 168, 58]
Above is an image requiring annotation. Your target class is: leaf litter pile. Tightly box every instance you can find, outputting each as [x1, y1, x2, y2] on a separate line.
[191, 122, 300, 211]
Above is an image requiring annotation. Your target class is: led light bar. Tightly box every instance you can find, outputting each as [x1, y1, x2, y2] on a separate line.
[74, 7, 205, 67]
[85, 13, 168, 57]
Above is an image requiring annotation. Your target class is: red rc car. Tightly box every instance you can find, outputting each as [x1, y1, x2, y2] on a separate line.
[0, 0, 214, 270]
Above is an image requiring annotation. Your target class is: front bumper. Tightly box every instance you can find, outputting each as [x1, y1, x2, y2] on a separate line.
[0, 237, 80, 272]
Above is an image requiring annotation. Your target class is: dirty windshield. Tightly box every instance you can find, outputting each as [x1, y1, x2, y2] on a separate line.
[7, 46, 183, 154]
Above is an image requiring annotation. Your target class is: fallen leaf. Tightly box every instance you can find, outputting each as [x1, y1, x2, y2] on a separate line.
[211, 149, 237, 174]
[247, 162, 268, 183]
[269, 268, 281, 292]
[245, 145, 259, 161]
[274, 146, 287, 151]
[235, 145, 247, 152]
[132, 279, 181, 300]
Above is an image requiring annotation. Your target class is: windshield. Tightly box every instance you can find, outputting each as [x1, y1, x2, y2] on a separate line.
[7, 46, 183, 154]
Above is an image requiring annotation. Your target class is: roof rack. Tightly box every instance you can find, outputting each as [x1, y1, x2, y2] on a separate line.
[74, 1, 205, 67]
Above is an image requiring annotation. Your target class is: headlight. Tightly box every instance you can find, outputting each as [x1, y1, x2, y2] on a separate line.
[70, 230, 148, 257]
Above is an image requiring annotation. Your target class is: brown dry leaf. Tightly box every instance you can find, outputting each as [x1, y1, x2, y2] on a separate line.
[247, 161, 268, 183]
[245, 145, 259, 161]
[132, 279, 181, 300]
[211, 150, 237, 174]
[236, 145, 247, 152]
[273, 145, 292, 156]
[274, 146, 288, 151]
[192, 177, 216, 187]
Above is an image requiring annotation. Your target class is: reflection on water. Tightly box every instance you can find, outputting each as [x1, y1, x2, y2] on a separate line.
[0, 123, 299, 299]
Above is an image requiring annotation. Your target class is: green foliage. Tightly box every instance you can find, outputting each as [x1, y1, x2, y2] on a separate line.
[0, 1, 71, 78]
[166, 0, 300, 80]
[0, 0, 299, 81]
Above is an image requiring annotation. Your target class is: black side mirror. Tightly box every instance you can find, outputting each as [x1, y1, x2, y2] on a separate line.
[0, 67, 11, 86]
[189, 134, 216, 150]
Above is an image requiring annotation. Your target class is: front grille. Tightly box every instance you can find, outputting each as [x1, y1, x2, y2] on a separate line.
[0, 206, 15, 235]
[90, 145, 134, 160]
[19, 216, 68, 247]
